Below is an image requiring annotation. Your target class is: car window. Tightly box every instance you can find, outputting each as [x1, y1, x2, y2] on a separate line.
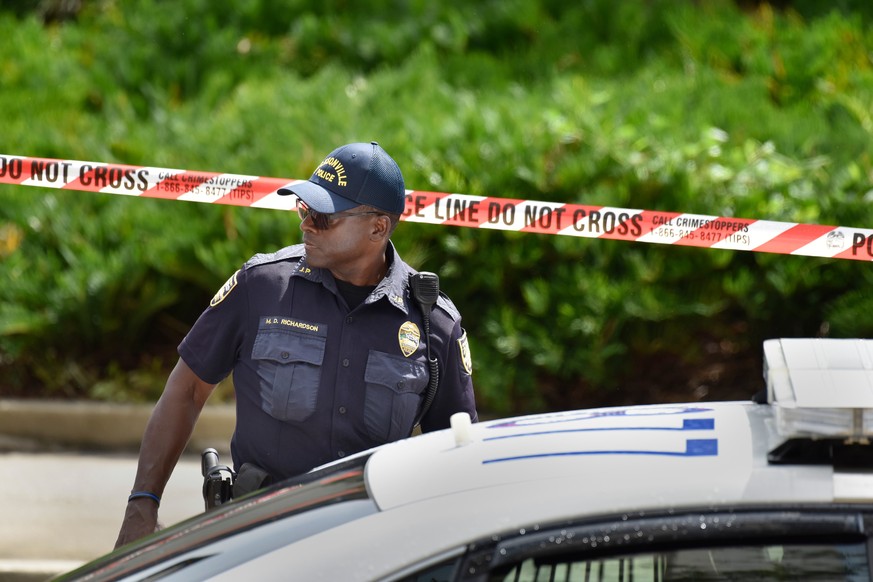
[492, 542, 869, 581]
[468, 509, 871, 582]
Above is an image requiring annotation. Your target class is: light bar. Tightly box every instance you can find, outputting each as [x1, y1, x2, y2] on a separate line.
[764, 338, 873, 443]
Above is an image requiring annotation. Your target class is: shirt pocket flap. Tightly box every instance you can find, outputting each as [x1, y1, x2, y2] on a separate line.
[364, 351, 428, 393]
[251, 330, 325, 366]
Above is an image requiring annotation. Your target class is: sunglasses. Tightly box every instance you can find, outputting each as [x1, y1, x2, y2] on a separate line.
[297, 201, 384, 230]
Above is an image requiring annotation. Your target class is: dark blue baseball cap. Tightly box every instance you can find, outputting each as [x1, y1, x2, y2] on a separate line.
[278, 142, 405, 214]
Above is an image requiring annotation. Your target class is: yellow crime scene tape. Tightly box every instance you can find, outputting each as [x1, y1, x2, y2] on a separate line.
[1, 153, 872, 262]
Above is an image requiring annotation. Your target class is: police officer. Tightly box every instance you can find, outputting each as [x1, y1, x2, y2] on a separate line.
[115, 142, 478, 547]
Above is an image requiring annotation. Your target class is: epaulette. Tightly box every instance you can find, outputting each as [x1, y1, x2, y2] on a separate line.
[435, 291, 461, 321]
[244, 243, 305, 269]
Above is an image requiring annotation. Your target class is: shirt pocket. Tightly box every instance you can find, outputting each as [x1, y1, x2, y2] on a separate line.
[251, 329, 326, 422]
[364, 350, 429, 442]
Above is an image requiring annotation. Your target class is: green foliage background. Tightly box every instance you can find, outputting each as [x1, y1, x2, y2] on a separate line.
[1, 0, 872, 413]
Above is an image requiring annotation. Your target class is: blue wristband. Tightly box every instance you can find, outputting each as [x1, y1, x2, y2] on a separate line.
[128, 491, 161, 505]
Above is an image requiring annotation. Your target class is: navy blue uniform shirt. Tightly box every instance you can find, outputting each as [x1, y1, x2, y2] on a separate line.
[179, 242, 477, 480]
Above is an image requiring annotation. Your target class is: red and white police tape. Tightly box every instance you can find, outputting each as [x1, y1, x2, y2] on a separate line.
[1, 153, 872, 262]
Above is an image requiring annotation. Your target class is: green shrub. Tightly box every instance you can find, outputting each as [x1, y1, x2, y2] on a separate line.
[1, 0, 872, 414]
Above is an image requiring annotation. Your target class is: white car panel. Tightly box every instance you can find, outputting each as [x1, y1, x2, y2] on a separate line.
[206, 401, 846, 581]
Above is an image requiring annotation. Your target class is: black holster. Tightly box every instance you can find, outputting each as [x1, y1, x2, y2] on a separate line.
[232, 462, 273, 499]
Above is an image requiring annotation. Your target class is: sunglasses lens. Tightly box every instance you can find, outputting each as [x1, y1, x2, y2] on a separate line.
[298, 203, 331, 230]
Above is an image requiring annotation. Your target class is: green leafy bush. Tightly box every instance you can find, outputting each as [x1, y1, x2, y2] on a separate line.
[1, 1, 872, 414]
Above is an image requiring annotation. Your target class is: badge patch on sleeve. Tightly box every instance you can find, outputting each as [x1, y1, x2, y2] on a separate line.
[458, 330, 473, 375]
[210, 270, 239, 307]
[398, 321, 421, 357]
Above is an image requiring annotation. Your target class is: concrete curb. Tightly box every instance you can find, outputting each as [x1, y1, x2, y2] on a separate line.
[0, 399, 234, 454]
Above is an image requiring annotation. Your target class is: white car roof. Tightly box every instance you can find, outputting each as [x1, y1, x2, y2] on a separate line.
[366, 401, 832, 514]
[367, 338, 873, 516]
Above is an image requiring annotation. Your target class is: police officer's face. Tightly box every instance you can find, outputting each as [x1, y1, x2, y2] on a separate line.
[299, 205, 386, 272]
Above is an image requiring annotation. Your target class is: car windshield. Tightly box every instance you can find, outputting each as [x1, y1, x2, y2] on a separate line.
[60, 455, 378, 581]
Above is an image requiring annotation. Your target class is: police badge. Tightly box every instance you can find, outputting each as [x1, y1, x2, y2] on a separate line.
[398, 321, 421, 357]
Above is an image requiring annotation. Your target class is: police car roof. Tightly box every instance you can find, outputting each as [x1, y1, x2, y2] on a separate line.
[365, 338, 873, 517]
[365, 401, 832, 517]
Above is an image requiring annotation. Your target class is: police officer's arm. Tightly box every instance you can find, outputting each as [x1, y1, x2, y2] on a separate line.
[114, 357, 216, 548]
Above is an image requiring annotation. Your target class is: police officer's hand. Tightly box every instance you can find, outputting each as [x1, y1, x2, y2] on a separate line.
[114, 498, 161, 549]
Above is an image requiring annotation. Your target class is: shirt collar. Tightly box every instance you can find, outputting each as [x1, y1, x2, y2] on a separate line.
[367, 241, 411, 314]
[292, 241, 412, 315]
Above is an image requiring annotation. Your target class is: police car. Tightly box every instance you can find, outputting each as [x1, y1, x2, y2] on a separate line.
[59, 338, 873, 581]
